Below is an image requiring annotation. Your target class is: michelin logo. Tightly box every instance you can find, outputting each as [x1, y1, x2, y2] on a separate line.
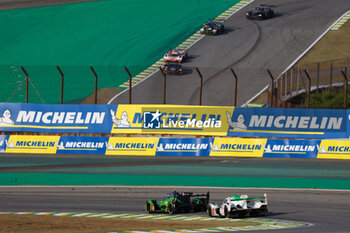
[58, 141, 104, 149]
[226, 112, 247, 130]
[265, 144, 315, 152]
[249, 115, 342, 130]
[106, 142, 156, 150]
[110, 110, 131, 127]
[0, 109, 14, 125]
[15, 110, 105, 124]
[157, 143, 208, 150]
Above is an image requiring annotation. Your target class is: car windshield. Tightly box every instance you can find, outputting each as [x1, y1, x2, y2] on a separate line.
[207, 22, 217, 27]
[171, 53, 180, 56]
[162, 193, 174, 200]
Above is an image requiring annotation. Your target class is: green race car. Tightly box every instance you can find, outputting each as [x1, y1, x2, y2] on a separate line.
[145, 191, 210, 214]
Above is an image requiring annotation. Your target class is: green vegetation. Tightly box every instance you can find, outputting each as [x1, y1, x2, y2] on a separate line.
[293, 88, 349, 108]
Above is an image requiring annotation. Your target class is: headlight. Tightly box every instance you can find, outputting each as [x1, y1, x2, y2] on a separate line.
[246, 13, 249, 15]
[259, 14, 262, 16]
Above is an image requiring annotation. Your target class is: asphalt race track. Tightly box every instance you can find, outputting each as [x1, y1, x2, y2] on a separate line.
[110, 0, 350, 106]
[1, 0, 350, 233]
[1, 184, 350, 233]
[0, 155, 350, 233]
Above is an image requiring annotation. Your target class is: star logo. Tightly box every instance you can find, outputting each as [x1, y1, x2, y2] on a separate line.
[151, 110, 162, 122]
[143, 110, 162, 129]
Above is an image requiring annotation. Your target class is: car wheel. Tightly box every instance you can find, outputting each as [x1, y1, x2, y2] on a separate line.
[146, 203, 152, 214]
[224, 207, 229, 218]
[207, 207, 213, 217]
[168, 203, 176, 215]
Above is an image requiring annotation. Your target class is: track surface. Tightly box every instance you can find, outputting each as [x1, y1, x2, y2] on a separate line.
[110, 0, 350, 106]
[0, 155, 350, 232]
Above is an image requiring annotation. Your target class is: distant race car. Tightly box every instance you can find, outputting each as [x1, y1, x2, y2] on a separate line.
[246, 5, 275, 20]
[145, 191, 210, 214]
[207, 194, 268, 218]
[164, 49, 187, 63]
[200, 20, 225, 35]
[162, 61, 184, 75]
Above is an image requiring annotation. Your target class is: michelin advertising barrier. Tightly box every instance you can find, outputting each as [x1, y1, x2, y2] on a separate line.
[1, 135, 350, 159]
[0, 103, 348, 139]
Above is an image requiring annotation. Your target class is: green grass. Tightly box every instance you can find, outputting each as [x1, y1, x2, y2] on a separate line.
[0, 0, 240, 104]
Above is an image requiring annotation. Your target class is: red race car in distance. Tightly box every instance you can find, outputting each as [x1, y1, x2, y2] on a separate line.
[163, 49, 187, 63]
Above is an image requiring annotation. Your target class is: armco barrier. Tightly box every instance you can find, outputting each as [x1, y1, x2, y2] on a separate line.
[1, 135, 350, 159]
[0, 103, 349, 139]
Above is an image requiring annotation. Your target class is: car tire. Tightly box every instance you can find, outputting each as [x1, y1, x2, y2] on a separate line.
[207, 207, 213, 217]
[224, 207, 229, 218]
[168, 203, 176, 215]
[146, 203, 152, 214]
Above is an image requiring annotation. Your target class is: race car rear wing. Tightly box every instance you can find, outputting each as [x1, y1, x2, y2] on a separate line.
[182, 192, 210, 203]
[260, 4, 276, 8]
[228, 193, 267, 202]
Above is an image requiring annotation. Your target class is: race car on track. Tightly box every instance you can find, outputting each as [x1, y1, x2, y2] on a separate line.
[145, 191, 210, 214]
[162, 61, 184, 75]
[164, 49, 187, 63]
[207, 194, 268, 218]
[200, 19, 225, 35]
[246, 5, 275, 20]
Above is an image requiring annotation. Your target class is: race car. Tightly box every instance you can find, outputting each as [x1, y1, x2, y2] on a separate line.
[246, 5, 275, 20]
[162, 61, 184, 75]
[164, 49, 187, 63]
[145, 190, 210, 214]
[200, 20, 225, 35]
[207, 194, 268, 218]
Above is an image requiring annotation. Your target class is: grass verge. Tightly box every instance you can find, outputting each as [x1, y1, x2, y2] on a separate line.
[0, 214, 260, 233]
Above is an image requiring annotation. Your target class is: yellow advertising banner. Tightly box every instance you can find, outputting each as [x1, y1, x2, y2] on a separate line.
[317, 140, 350, 159]
[105, 137, 159, 156]
[110, 105, 234, 136]
[210, 138, 267, 157]
[5, 135, 60, 154]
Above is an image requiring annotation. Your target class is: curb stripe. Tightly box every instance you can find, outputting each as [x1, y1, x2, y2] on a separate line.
[0, 212, 308, 233]
[330, 11, 350, 30]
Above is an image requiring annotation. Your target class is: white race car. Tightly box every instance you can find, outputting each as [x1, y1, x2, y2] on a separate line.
[163, 49, 187, 63]
[207, 194, 268, 218]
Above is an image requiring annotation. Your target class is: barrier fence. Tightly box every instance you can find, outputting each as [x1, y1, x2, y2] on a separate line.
[1, 135, 349, 159]
[268, 57, 349, 108]
[3, 60, 348, 108]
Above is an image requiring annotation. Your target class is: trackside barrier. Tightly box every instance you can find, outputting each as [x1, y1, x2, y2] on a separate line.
[0, 103, 349, 139]
[1, 135, 350, 159]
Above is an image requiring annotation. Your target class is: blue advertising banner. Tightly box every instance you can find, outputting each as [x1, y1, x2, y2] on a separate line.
[57, 136, 108, 154]
[155, 138, 213, 156]
[0, 103, 115, 133]
[263, 139, 321, 158]
[0, 135, 349, 159]
[0, 102, 349, 139]
[226, 108, 347, 139]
